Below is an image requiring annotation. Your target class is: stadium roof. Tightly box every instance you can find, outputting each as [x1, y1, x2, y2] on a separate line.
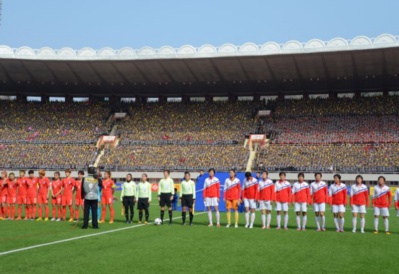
[0, 34, 398, 97]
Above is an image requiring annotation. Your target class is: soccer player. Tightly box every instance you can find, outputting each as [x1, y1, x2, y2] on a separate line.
[6, 173, 18, 220]
[350, 175, 369, 233]
[275, 172, 291, 230]
[310, 172, 328, 231]
[50, 172, 63, 221]
[329, 174, 347, 232]
[203, 168, 220, 227]
[100, 170, 115, 224]
[61, 169, 75, 222]
[223, 169, 241, 228]
[137, 173, 151, 224]
[372, 176, 391, 234]
[395, 187, 399, 221]
[74, 171, 85, 222]
[120, 173, 137, 224]
[16, 170, 28, 220]
[257, 170, 274, 229]
[292, 173, 311, 231]
[180, 171, 196, 226]
[0, 171, 8, 220]
[26, 170, 39, 220]
[37, 170, 50, 221]
[242, 171, 258, 229]
[158, 170, 174, 225]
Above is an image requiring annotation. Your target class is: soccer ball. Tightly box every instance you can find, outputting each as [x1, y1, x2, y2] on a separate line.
[154, 218, 162, 225]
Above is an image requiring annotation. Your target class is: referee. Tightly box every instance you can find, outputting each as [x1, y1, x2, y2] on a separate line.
[180, 171, 196, 226]
[137, 173, 151, 224]
[120, 173, 136, 224]
[81, 166, 102, 229]
[158, 170, 174, 225]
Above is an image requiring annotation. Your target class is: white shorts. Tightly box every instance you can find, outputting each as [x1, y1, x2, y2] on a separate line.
[243, 198, 256, 209]
[295, 202, 307, 212]
[259, 200, 272, 211]
[352, 205, 366, 214]
[276, 202, 288, 212]
[313, 203, 326, 212]
[204, 197, 218, 207]
[374, 207, 389, 217]
[332, 205, 346, 213]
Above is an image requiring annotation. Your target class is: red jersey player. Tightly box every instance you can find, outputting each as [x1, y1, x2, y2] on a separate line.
[16, 170, 28, 220]
[242, 171, 258, 229]
[223, 169, 241, 228]
[310, 172, 329, 231]
[256, 170, 275, 229]
[0, 171, 8, 220]
[100, 171, 116, 224]
[6, 173, 18, 220]
[26, 170, 39, 220]
[350, 175, 369, 233]
[74, 170, 85, 222]
[50, 172, 63, 221]
[372, 176, 392, 234]
[37, 170, 50, 221]
[274, 172, 291, 230]
[292, 173, 311, 231]
[329, 174, 347, 232]
[62, 169, 75, 222]
[203, 168, 220, 227]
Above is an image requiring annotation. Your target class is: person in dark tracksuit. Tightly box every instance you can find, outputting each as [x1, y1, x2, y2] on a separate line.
[82, 166, 102, 229]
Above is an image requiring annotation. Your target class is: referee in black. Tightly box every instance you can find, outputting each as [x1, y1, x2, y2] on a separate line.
[82, 166, 102, 229]
[180, 171, 196, 226]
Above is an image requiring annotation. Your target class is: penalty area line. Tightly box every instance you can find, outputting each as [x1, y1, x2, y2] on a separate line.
[0, 212, 206, 257]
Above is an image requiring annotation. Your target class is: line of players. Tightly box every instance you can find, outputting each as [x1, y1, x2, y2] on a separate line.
[203, 169, 397, 234]
[0, 169, 117, 223]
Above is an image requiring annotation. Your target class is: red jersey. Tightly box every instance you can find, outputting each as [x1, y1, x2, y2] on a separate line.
[350, 184, 369, 206]
[0, 178, 8, 196]
[256, 178, 275, 201]
[275, 180, 291, 203]
[292, 181, 311, 203]
[223, 178, 241, 200]
[102, 179, 115, 197]
[203, 177, 220, 198]
[38, 177, 50, 196]
[310, 181, 329, 203]
[329, 183, 347, 205]
[7, 179, 18, 197]
[75, 179, 82, 200]
[17, 177, 28, 196]
[51, 179, 63, 196]
[242, 177, 258, 199]
[26, 177, 39, 198]
[372, 185, 392, 208]
[62, 177, 75, 197]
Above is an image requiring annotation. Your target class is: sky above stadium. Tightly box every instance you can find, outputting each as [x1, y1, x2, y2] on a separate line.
[0, 0, 397, 49]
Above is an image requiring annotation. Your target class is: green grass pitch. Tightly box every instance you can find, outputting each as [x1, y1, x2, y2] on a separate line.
[0, 191, 397, 274]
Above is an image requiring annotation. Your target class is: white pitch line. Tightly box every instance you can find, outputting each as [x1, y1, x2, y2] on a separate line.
[0, 212, 206, 257]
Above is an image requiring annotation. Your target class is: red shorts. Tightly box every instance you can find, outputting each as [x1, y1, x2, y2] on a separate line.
[101, 195, 113, 205]
[51, 196, 62, 205]
[0, 195, 7, 203]
[26, 197, 37, 205]
[75, 198, 84, 206]
[7, 196, 17, 204]
[38, 195, 49, 205]
[62, 196, 73, 206]
[17, 196, 27, 205]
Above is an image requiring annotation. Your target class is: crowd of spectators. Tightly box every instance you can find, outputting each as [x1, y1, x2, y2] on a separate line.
[99, 144, 249, 172]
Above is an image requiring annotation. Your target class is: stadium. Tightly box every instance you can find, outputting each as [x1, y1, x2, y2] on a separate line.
[1, 1, 399, 274]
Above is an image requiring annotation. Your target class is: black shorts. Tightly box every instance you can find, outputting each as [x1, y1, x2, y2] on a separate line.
[159, 193, 172, 207]
[181, 194, 194, 208]
[122, 196, 135, 207]
[137, 198, 149, 210]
